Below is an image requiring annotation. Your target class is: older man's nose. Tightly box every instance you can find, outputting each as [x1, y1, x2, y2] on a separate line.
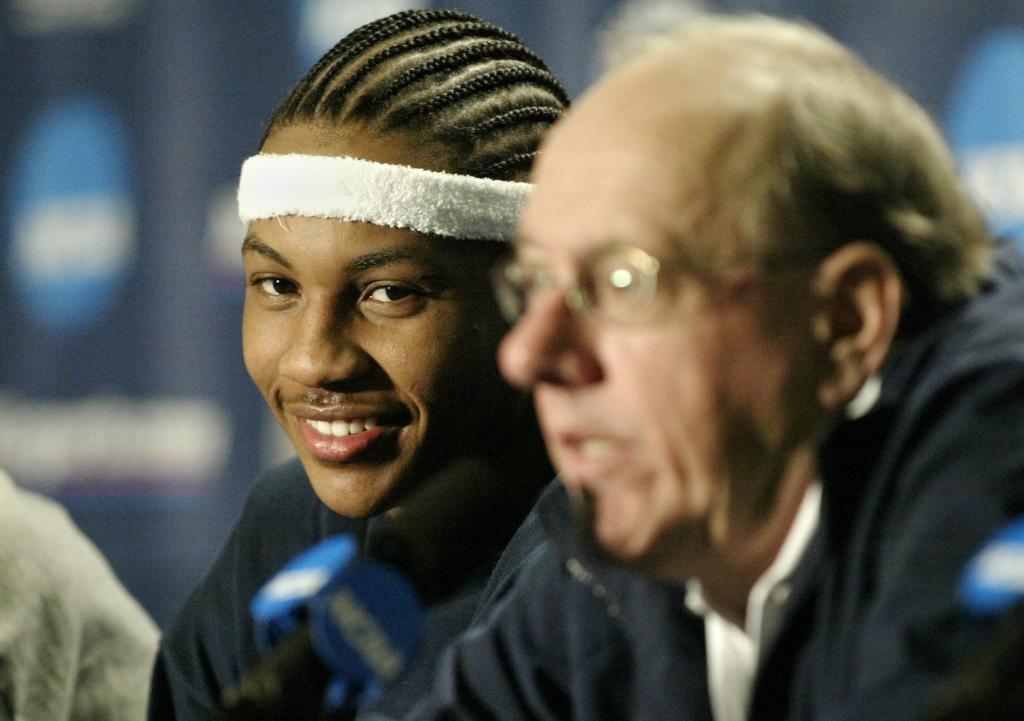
[498, 289, 602, 390]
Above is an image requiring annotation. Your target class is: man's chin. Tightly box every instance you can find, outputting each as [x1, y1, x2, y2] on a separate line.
[586, 509, 656, 572]
[581, 501, 702, 583]
[593, 519, 642, 561]
[305, 464, 396, 519]
[566, 482, 644, 561]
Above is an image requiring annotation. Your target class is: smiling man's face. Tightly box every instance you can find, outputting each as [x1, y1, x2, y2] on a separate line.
[242, 124, 516, 518]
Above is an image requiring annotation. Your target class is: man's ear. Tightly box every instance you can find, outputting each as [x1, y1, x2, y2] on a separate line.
[810, 242, 903, 411]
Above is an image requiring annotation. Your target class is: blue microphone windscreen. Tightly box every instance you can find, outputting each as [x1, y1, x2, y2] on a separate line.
[307, 559, 423, 694]
[251, 534, 359, 652]
[959, 517, 1024, 615]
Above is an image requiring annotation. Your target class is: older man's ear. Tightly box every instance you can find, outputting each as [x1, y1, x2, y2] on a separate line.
[811, 242, 904, 412]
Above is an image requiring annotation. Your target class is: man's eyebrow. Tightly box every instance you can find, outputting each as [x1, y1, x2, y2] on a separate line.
[241, 235, 292, 269]
[347, 248, 431, 272]
[242, 237, 434, 273]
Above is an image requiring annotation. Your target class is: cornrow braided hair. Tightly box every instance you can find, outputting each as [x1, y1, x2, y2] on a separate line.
[470, 105, 562, 136]
[319, 28, 520, 118]
[264, 9, 568, 181]
[281, 9, 473, 119]
[481, 151, 539, 179]
[301, 20, 511, 119]
[392, 65, 565, 120]
[349, 38, 555, 120]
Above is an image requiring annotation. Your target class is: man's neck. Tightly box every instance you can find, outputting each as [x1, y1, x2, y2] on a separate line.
[695, 444, 817, 627]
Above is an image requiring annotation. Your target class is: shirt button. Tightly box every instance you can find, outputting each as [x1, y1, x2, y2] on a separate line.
[770, 585, 791, 605]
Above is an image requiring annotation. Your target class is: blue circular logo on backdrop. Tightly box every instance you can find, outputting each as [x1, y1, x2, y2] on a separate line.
[944, 27, 1024, 249]
[6, 96, 137, 333]
[293, 0, 427, 70]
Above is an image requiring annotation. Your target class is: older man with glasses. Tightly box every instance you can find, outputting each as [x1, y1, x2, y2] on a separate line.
[386, 13, 1024, 721]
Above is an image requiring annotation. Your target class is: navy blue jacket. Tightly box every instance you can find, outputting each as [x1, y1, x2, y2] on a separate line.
[792, 251, 1024, 720]
[401, 481, 820, 721]
[148, 458, 552, 721]
[403, 246, 1024, 721]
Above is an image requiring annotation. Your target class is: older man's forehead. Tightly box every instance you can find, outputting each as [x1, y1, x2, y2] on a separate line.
[524, 115, 727, 261]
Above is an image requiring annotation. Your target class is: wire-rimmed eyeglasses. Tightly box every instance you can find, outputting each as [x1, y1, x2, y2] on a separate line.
[493, 243, 674, 325]
[493, 241, 820, 325]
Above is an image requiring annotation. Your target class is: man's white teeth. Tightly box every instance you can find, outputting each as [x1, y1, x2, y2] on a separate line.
[580, 439, 613, 457]
[309, 419, 378, 437]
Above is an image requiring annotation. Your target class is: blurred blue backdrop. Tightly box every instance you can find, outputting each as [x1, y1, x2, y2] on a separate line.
[2, 0, 1022, 628]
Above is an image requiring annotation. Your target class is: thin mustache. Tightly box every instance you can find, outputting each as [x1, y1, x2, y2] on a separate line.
[299, 390, 356, 405]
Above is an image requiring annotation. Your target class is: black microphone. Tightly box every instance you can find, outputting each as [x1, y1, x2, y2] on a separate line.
[212, 457, 541, 721]
[364, 456, 542, 602]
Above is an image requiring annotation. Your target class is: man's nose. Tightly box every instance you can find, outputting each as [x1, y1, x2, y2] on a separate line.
[279, 305, 371, 388]
[498, 289, 602, 390]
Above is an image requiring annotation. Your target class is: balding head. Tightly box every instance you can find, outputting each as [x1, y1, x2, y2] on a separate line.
[526, 14, 993, 332]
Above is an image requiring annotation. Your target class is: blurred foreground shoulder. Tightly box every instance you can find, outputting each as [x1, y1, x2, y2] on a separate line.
[0, 468, 159, 721]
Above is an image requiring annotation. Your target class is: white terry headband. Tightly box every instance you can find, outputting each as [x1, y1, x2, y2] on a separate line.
[237, 153, 531, 242]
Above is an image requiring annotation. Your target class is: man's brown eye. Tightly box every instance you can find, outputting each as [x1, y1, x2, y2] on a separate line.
[367, 285, 416, 302]
[256, 277, 297, 296]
